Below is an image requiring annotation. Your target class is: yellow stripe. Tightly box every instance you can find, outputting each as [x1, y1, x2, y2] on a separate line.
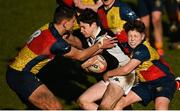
[10, 45, 51, 74]
[30, 59, 51, 74]
[135, 41, 160, 82]
[40, 23, 49, 31]
[107, 7, 126, 34]
[10, 46, 38, 72]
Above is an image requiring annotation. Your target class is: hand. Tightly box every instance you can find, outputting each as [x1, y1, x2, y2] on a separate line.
[62, 33, 71, 41]
[99, 37, 117, 49]
[103, 71, 112, 81]
[81, 55, 98, 69]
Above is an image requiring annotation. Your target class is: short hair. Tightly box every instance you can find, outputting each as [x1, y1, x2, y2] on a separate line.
[53, 6, 76, 23]
[123, 20, 146, 34]
[77, 8, 101, 26]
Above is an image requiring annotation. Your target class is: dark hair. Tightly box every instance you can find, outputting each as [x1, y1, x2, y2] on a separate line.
[77, 8, 101, 26]
[53, 6, 76, 23]
[123, 20, 146, 34]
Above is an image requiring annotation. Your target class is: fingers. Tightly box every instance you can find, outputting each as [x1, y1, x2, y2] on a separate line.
[103, 74, 109, 81]
[101, 37, 117, 49]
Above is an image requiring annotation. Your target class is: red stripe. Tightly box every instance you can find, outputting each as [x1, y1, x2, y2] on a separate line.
[140, 65, 166, 81]
[116, 30, 128, 43]
[97, 8, 109, 29]
[27, 30, 56, 56]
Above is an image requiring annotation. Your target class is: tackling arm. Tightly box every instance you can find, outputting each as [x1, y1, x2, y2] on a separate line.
[103, 59, 141, 81]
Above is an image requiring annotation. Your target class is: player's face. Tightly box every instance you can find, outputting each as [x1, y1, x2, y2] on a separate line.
[102, 0, 115, 6]
[65, 16, 76, 31]
[79, 22, 95, 38]
[127, 30, 145, 49]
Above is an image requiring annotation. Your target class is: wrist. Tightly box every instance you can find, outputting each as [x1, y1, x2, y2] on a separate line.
[97, 42, 102, 49]
[97, 38, 104, 49]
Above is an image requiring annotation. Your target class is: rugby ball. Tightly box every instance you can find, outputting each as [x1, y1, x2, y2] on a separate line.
[87, 55, 107, 73]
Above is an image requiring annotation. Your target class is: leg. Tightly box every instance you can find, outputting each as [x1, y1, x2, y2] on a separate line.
[155, 97, 170, 110]
[6, 68, 62, 110]
[77, 80, 108, 109]
[140, 15, 150, 41]
[113, 90, 142, 110]
[99, 82, 124, 110]
[152, 11, 164, 56]
[28, 84, 62, 110]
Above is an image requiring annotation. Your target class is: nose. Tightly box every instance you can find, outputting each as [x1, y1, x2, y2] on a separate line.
[130, 36, 135, 41]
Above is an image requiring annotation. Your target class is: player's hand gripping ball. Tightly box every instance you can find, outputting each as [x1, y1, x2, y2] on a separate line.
[83, 55, 107, 73]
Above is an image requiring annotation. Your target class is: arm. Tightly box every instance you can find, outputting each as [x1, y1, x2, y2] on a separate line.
[63, 37, 117, 61]
[62, 33, 83, 49]
[103, 59, 141, 81]
[103, 44, 150, 80]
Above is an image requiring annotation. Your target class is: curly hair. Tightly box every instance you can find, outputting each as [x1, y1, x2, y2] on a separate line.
[123, 20, 146, 34]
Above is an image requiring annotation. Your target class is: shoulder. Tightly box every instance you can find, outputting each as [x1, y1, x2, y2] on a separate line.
[132, 43, 150, 62]
[114, 1, 138, 20]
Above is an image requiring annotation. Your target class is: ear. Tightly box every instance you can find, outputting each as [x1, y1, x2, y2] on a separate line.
[92, 22, 97, 27]
[141, 33, 145, 40]
[62, 20, 67, 28]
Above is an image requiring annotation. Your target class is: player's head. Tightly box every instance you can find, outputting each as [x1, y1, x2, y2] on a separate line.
[77, 8, 101, 38]
[123, 20, 146, 49]
[53, 6, 76, 31]
[101, 0, 115, 7]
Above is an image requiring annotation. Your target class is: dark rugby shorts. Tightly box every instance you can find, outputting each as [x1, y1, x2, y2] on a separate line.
[137, 0, 163, 17]
[6, 67, 42, 102]
[131, 77, 176, 106]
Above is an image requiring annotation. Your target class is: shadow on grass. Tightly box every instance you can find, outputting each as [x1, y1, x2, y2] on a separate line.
[36, 55, 94, 109]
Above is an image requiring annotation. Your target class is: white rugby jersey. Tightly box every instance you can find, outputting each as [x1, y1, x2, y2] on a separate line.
[87, 27, 130, 66]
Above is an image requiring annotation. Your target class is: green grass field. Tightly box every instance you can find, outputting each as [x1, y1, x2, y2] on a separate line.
[0, 0, 180, 109]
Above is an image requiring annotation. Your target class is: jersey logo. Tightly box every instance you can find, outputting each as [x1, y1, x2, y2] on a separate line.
[135, 51, 141, 56]
[27, 30, 41, 44]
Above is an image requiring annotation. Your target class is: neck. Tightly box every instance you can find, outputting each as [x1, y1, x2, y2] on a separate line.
[91, 26, 101, 39]
[54, 23, 65, 36]
[104, 0, 115, 10]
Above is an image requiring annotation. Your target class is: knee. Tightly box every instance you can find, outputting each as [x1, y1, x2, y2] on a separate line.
[113, 97, 126, 110]
[29, 91, 63, 109]
[77, 96, 88, 109]
[152, 16, 161, 26]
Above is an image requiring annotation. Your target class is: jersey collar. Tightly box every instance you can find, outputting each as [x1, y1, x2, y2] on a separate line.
[49, 23, 62, 39]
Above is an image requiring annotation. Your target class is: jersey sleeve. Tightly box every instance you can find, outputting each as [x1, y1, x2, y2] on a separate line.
[132, 44, 150, 62]
[50, 37, 71, 55]
[119, 3, 138, 21]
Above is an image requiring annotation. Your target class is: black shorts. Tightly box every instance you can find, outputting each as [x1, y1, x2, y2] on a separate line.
[6, 67, 43, 103]
[137, 0, 163, 17]
[131, 77, 176, 106]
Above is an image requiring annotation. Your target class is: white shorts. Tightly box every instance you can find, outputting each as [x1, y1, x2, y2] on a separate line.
[109, 73, 135, 95]
[104, 59, 135, 95]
